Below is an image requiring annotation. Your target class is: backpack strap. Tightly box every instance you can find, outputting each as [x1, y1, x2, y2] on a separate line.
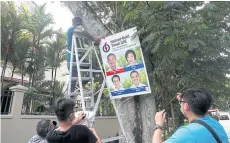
[191, 120, 222, 143]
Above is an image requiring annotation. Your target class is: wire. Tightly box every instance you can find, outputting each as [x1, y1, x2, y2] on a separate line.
[161, 82, 188, 111]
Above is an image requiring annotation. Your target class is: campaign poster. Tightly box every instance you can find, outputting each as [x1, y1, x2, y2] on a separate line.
[99, 27, 151, 99]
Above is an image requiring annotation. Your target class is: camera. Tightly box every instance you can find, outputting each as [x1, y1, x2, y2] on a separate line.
[75, 111, 95, 120]
[83, 111, 95, 120]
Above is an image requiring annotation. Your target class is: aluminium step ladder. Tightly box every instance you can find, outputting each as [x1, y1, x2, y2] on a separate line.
[66, 32, 127, 142]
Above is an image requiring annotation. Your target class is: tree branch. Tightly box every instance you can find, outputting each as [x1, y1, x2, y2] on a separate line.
[83, 1, 113, 34]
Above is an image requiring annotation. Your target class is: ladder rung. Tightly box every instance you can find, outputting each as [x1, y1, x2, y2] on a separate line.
[80, 69, 101, 72]
[71, 77, 91, 81]
[84, 96, 91, 100]
[72, 62, 91, 66]
[70, 91, 93, 96]
[75, 96, 92, 100]
[102, 136, 125, 143]
[80, 62, 91, 66]
[78, 48, 88, 52]
[75, 105, 94, 109]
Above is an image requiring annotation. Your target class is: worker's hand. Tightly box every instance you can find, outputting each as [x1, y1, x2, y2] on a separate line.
[155, 110, 166, 126]
[94, 37, 104, 45]
[176, 93, 182, 101]
[76, 111, 86, 120]
[72, 111, 85, 125]
[74, 28, 83, 33]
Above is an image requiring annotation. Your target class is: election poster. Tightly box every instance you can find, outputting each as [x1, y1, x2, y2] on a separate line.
[99, 27, 151, 99]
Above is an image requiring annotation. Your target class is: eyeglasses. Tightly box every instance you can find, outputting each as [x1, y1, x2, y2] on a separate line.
[179, 100, 187, 104]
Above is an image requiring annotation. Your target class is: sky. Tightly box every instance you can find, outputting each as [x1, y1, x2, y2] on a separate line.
[36, 1, 73, 82]
[35, 1, 73, 82]
[35, 1, 73, 32]
[15, 1, 73, 31]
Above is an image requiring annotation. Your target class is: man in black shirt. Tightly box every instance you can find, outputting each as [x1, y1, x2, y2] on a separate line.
[46, 97, 102, 143]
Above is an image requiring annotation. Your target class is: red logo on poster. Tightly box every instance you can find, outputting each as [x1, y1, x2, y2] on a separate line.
[103, 42, 110, 52]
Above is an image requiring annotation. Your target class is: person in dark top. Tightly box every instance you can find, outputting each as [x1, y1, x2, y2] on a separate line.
[46, 97, 102, 143]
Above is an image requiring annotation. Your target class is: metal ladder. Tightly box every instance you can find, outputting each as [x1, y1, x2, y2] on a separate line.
[67, 32, 127, 143]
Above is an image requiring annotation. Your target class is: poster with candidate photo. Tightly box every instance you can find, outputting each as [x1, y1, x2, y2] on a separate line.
[99, 27, 151, 99]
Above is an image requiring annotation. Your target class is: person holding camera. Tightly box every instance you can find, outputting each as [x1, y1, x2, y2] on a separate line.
[46, 97, 102, 143]
[152, 88, 228, 143]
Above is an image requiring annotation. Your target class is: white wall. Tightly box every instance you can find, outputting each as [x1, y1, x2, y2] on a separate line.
[1, 85, 119, 143]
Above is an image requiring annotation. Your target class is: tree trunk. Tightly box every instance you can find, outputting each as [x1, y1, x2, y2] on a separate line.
[2, 31, 15, 86]
[63, 3, 157, 142]
[30, 36, 36, 87]
[170, 102, 176, 131]
[31, 65, 35, 87]
[52, 67, 57, 98]
[1, 55, 8, 87]
[29, 74, 31, 87]
[115, 94, 156, 143]
[11, 66, 16, 80]
[54, 67, 57, 84]
[51, 66, 54, 90]
[21, 73, 24, 86]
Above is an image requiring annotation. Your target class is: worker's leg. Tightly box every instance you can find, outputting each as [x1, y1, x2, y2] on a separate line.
[70, 67, 78, 100]
[67, 54, 77, 99]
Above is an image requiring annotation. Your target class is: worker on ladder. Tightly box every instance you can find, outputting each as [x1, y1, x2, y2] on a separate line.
[66, 17, 101, 99]
[65, 18, 127, 142]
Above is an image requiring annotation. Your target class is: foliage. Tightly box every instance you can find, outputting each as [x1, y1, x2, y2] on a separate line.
[1, 2, 22, 58]
[139, 69, 147, 85]
[96, 93, 116, 116]
[1, 2, 66, 99]
[63, 1, 230, 139]
[133, 47, 142, 63]
[117, 55, 128, 67]
[122, 77, 132, 88]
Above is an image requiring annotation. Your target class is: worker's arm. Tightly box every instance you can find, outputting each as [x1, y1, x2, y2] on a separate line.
[74, 29, 95, 41]
[152, 110, 166, 143]
[74, 28, 102, 45]
[153, 129, 163, 143]
[72, 111, 85, 125]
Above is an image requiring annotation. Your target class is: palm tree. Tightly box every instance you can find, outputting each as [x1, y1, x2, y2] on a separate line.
[1, 2, 23, 83]
[20, 2, 54, 87]
[9, 32, 31, 80]
[46, 29, 66, 96]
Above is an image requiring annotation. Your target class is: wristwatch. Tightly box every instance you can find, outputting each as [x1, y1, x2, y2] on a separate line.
[153, 124, 163, 131]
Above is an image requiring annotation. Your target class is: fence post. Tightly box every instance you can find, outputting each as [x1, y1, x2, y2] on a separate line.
[9, 85, 28, 117]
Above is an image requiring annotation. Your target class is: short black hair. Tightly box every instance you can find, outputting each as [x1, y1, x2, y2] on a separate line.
[125, 50, 136, 61]
[181, 88, 213, 116]
[54, 97, 75, 122]
[36, 119, 51, 138]
[72, 17, 82, 26]
[112, 75, 120, 82]
[130, 70, 139, 77]
[107, 53, 116, 61]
